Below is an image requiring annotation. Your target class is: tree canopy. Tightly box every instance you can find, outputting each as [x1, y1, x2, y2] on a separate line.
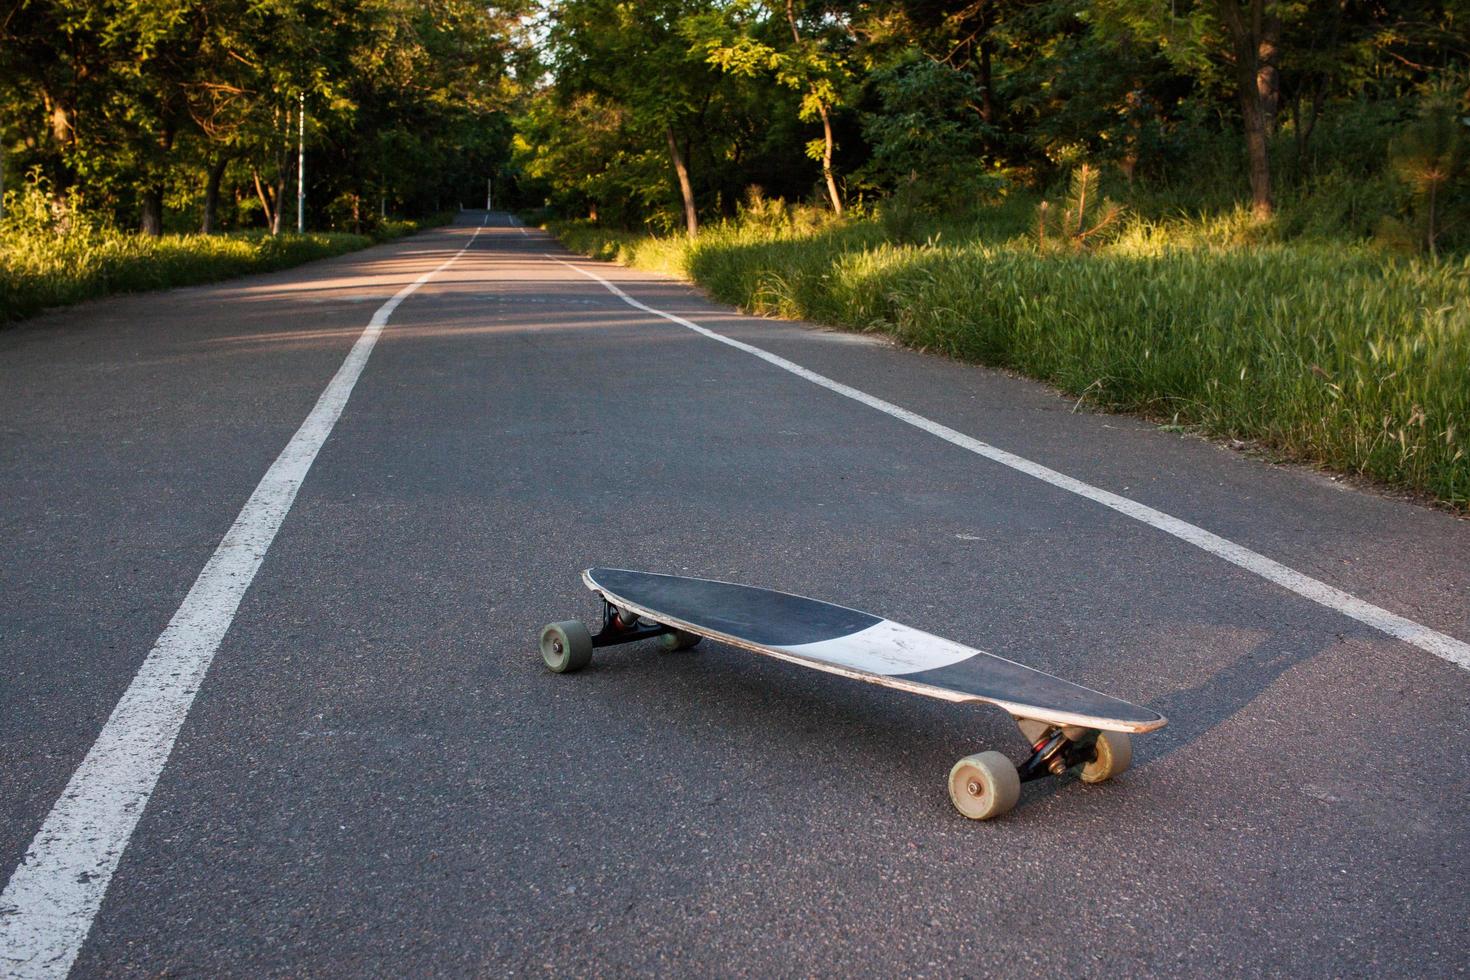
[516, 0, 1468, 241]
[2, 1, 1465, 242]
[0, 0, 533, 233]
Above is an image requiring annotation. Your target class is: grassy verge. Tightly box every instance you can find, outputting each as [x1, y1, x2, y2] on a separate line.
[0, 216, 444, 324]
[548, 213, 1469, 509]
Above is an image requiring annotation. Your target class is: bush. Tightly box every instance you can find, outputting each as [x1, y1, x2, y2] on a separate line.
[858, 58, 1003, 210]
[1035, 164, 1125, 252]
[550, 199, 1470, 508]
[0, 175, 436, 323]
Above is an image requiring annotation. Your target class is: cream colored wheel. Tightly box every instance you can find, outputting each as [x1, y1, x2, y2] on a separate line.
[948, 751, 1021, 820]
[1079, 731, 1132, 784]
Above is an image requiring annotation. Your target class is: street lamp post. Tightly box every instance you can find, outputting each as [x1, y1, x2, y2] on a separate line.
[296, 93, 305, 234]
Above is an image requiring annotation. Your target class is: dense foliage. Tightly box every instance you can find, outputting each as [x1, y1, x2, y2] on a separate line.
[519, 0, 1469, 250]
[5, 2, 1464, 243]
[0, 0, 530, 235]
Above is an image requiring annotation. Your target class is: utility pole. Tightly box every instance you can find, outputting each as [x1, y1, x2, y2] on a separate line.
[296, 92, 305, 234]
[486, 177, 492, 211]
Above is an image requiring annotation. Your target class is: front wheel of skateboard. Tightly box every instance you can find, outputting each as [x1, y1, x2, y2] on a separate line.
[657, 629, 702, 652]
[540, 620, 593, 673]
[1079, 731, 1132, 783]
[948, 751, 1021, 820]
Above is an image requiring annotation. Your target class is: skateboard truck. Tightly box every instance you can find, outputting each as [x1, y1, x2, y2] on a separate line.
[1016, 727, 1101, 782]
[539, 598, 703, 673]
[948, 722, 1132, 820]
[591, 599, 672, 648]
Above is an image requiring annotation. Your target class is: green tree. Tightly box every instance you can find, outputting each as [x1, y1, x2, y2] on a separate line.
[0, 0, 527, 234]
[514, 90, 672, 223]
[1389, 92, 1467, 256]
[859, 57, 996, 203]
[548, 0, 733, 237]
[693, 0, 855, 214]
[1090, 0, 1281, 216]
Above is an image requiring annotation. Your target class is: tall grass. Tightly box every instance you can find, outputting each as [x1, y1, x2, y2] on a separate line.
[548, 210, 1470, 508]
[0, 190, 441, 323]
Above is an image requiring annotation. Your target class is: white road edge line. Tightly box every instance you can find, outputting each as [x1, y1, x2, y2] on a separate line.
[550, 254, 1470, 673]
[0, 217, 489, 980]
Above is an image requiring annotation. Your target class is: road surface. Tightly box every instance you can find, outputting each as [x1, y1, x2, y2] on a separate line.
[2, 212, 1467, 976]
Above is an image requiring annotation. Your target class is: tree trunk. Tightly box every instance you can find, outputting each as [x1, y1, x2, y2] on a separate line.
[252, 168, 276, 232]
[201, 156, 228, 233]
[139, 121, 178, 237]
[978, 39, 995, 125]
[48, 100, 74, 147]
[1121, 82, 1143, 187]
[1239, 67, 1273, 219]
[665, 124, 698, 239]
[140, 186, 164, 237]
[816, 103, 843, 215]
[1256, 6, 1282, 135]
[787, 0, 842, 214]
[1217, 0, 1274, 218]
[271, 173, 286, 235]
[270, 111, 291, 235]
[1302, 83, 1324, 160]
[1427, 179, 1438, 258]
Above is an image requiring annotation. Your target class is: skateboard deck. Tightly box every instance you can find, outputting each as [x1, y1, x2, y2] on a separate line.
[539, 568, 1167, 819]
[585, 568, 1164, 733]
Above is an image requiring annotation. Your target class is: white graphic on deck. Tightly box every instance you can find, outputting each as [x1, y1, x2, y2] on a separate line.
[776, 620, 976, 676]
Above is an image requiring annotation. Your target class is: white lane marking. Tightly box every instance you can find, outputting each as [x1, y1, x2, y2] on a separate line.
[550, 255, 1470, 672]
[776, 620, 979, 674]
[0, 218, 489, 979]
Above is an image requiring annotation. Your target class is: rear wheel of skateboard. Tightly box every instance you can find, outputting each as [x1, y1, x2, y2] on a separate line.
[948, 751, 1021, 820]
[1079, 731, 1132, 783]
[540, 620, 593, 673]
[657, 629, 702, 652]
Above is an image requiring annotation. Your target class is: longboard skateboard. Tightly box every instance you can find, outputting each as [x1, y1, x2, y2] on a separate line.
[539, 568, 1166, 820]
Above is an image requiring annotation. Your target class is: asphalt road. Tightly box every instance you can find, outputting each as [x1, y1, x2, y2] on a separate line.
[2, 212, 1467, 976]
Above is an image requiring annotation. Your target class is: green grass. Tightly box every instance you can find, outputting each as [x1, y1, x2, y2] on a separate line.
[548, 210, 1470, 509]
[0, 217, 439, 324]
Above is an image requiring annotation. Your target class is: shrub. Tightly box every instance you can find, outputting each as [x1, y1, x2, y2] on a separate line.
[0, 174, 437, 323]
[550, 198, 1470, 507]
